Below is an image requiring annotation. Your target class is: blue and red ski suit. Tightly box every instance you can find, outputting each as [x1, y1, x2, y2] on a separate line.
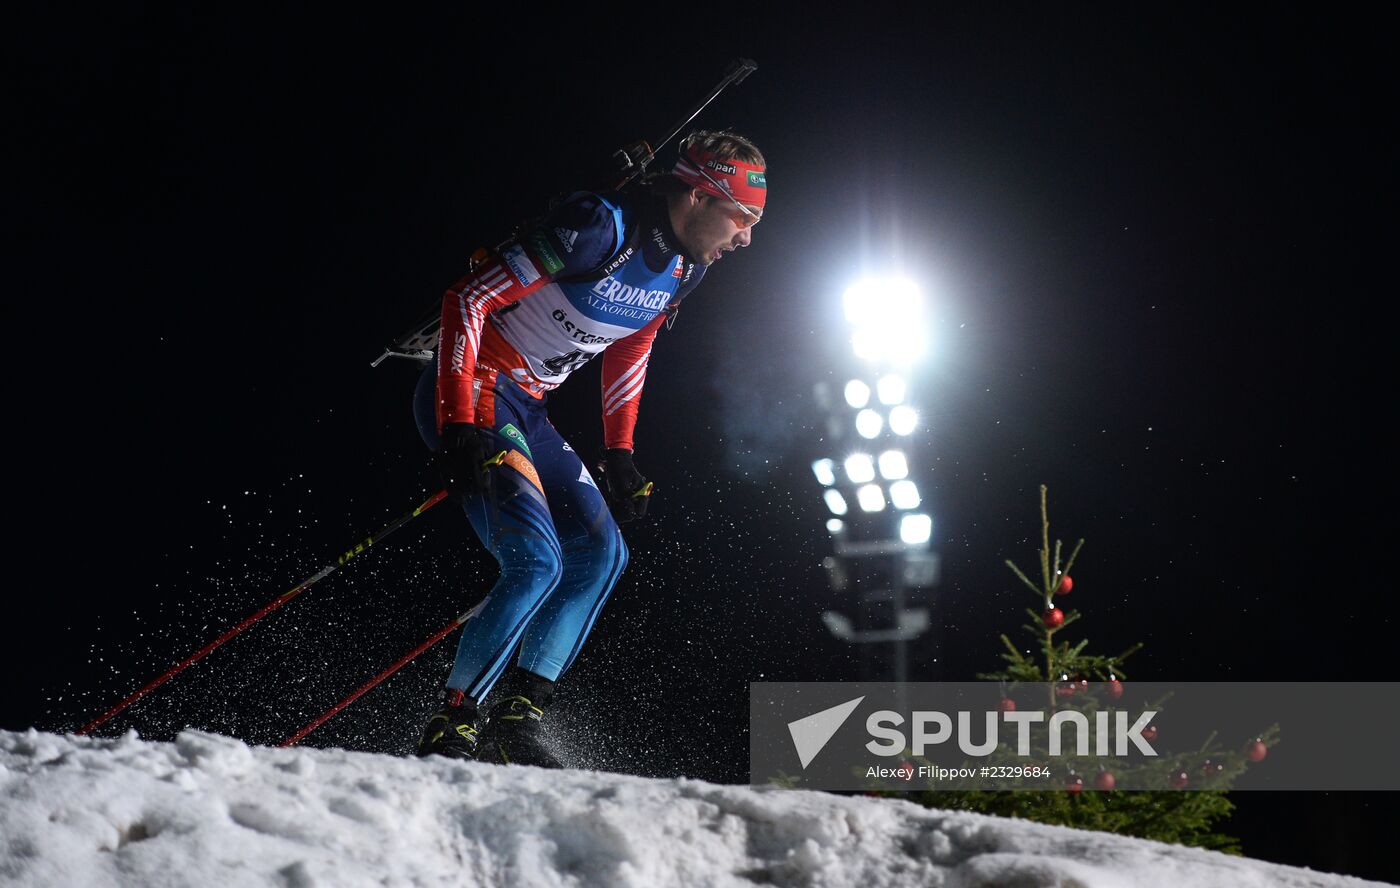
[412, 188, 704, 701]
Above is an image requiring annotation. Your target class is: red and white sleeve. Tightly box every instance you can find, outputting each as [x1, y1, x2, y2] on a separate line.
[600, 312, 666, 451]
[435, 253, 550, 431]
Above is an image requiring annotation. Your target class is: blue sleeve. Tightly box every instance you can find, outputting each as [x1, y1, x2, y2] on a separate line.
[520, 192, 620, 279]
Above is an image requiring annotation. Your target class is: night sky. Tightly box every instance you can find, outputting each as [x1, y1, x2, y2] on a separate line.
[12, 8, 1394, 882]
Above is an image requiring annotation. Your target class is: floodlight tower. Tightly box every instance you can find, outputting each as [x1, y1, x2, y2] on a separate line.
[810, 278, 938, 700]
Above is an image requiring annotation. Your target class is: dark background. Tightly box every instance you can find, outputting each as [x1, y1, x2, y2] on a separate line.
[11, 7, 1394, 883]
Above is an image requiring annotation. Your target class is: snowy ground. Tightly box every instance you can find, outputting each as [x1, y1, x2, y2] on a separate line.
[0, 729, 1390, 888]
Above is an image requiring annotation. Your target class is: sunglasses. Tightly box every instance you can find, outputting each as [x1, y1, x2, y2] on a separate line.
[694, 165, 762, 228]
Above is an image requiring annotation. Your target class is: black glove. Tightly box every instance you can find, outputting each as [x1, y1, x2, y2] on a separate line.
[600, 447, 652, 522]
[437, 422, 498, 500]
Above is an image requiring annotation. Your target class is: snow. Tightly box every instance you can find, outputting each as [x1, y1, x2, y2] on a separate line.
[1, 729, 1389, 888]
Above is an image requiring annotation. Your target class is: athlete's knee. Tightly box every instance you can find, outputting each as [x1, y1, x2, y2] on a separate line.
[500, 540, 564, 595]
[587, 523, 628, 584]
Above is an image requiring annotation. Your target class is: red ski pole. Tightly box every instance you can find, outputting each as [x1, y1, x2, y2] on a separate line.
[78, 489, 451, 736]
[280, 610, 471, 747]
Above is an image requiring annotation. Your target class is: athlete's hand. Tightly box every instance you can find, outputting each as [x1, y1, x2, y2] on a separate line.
[600, 448, 652, 522]
[437, 423, 499, 500]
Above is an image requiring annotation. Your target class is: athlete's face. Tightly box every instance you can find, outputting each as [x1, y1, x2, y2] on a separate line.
[681, 190, 759, 266]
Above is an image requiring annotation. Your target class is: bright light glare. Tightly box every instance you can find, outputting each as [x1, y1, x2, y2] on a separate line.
[878, 450, 908, 480]
[857, 484, 886, 512]
[889, 405, 918, 436]
[844, 453, 875, 483]
[900, 513, 933, 544]
[855, 409, 883, 439]
[811, 458, 836, 487]
[843, 278, 927, 364]
[890, 479, 921, 509]
[844, 380, 870, 408]
[851, 329, 881, 361]
[877, 374, 907, 405]
[823, 489, 848, 516]
[843, 278, 922, 326]
[826, 519, 844, 535]
[851, 326, 928, 364]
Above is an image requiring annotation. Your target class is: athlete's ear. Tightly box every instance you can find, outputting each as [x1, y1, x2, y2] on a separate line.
[689, 187, 705, 208]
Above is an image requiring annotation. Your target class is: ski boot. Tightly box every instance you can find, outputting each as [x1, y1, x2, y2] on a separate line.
[477, 669, 563, 768]
[415, 690, 482, 760]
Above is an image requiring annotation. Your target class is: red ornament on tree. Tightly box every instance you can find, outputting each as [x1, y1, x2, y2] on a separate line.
[1169, 770, 1189, 790]
[1065, 774, 1084, 794]
[1055, 574, 1073, 595]
[1042, 607, 1065, 628]
[1200, 759, 1225, 777]
[1094, 770, 1117, 791]
[1106, 678, 1124, 700]
[1141, 724, 1158, 742]
[998, 697, 1017, 712]
[1245, 739, 1268, 762]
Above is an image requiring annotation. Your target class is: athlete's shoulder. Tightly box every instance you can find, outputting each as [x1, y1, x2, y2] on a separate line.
[550, 190, 626, 232]
[521, 191, 625, 279]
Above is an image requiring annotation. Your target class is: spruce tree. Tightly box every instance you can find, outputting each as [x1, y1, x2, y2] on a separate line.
[888, 485, 1277, 854]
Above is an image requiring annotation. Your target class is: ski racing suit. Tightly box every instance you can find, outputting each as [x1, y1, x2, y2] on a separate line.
[412, 188, 704, 702]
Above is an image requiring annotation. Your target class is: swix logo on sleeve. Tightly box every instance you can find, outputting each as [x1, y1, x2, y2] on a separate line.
[451, 332, 468, 375]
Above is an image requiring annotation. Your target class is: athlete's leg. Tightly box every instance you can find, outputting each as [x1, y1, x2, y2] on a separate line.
[413, 364, 563, 703]
[512, 418, 629, 682]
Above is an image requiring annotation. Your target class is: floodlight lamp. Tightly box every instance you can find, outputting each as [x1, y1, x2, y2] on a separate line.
[877, 374, 907, 405]
[878, 450, 908, 480]
[890, 479, 921, 510]
[857, 484, 887, 512]
[811, 458, 836, 487]
[844, 453, 875, 483]
[889, 405, 918, 436]
[900, 513, 933, 545]
[823, 489, 849, 516]
[855, 409, 883, 439]
[844, 380, 870, 408]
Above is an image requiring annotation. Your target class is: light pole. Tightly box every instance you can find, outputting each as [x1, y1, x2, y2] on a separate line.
[811, 277, 938, 706]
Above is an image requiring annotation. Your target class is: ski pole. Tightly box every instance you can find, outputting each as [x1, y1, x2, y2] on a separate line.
[280, 610, 471, 747]
[77, 489, 451, 736]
